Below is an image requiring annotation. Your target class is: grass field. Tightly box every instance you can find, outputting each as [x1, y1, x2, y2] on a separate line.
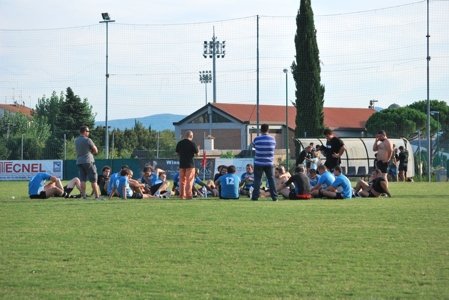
[1, 181, 448, 299]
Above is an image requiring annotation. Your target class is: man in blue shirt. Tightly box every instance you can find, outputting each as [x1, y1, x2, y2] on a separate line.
[251, 124, 278, 201]
[29, 172, 68, 199]
[308, 168, 321, 189]
[108, 165, 129, 197]
[215, 165, 241, 199]
[323, 166, 352, 199]
[239, 163, 255, 196]
[311, 164, 335, 198]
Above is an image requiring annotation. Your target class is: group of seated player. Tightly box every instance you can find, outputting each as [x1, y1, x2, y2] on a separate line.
[28, 161, 391, 201]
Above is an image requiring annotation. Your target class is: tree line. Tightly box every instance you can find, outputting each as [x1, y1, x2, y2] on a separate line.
[0, 87, 177, 160]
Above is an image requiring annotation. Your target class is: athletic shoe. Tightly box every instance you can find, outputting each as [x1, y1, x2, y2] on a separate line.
[272, 198, 278, 201]
[153, 190, 161, 197]
[95, 196, 104, 201]
[162, 191, 172, 199]
[354, 192, 361, 198]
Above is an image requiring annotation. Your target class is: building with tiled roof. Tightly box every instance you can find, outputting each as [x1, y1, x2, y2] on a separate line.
[0, 102, 33, 118]
[173, 103, 377, 153]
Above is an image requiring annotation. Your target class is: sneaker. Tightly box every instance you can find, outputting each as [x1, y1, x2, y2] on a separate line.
[153, 190, 161, 197]
[354, 192, 361, 198]
[82, 196, 88, 200]
[70, 194, 82, 199]
[162, 191, 172, 199]
[95, 196, 104, 201]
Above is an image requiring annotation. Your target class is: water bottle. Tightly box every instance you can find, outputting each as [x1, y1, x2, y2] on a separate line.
[249, 186, 254, 198]
[202, 185, 207, 198]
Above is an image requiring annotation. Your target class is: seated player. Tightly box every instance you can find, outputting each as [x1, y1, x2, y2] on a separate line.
[214, 165, 241, 199]
[322, 166, 352, 200]
[278, 166, 311, 200]
[357, 169, 392, 198]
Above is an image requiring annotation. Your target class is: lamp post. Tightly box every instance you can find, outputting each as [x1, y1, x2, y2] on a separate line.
[199, 71, 212, 105]
[100, 12, 115, 159]
[283, 69, 289, 170]
[203, 27, 225, 103]
[430, 110, 439, 166]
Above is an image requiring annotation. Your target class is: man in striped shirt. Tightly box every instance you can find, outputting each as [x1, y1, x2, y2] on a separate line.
[251, 124, 278, 201]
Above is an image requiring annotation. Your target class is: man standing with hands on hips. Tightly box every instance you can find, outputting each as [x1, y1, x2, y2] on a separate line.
[176, 130, 199, 200]
[75, 125, 101, 200]
[251, 124, 278, 201]
[373, 130, 393, 184]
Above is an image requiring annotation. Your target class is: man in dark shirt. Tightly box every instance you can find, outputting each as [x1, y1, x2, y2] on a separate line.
[278, 166, 311, 200]
[296, 145, 312, 166]
[398, 146, 409, 182]
[323, 128, 346, 171]
[358, 169, 392, 197]
[175, 130, 199, 200]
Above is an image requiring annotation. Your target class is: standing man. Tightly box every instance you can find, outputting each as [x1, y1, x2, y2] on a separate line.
[74, 125, 101, 200]
[373, 130, 393, 183]
[398, 146, 409, 181]
[251, 124, 278, 201]
[175, 130, 199, 200]
[323, 128, 346, 172]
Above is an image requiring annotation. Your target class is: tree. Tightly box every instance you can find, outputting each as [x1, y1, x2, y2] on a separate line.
[291, 0, 325, 151]
[54, 87, 96, 140]
[33, 91, 64, 133]
[365, 107, 438, 138]
[407, 100, 448, 153]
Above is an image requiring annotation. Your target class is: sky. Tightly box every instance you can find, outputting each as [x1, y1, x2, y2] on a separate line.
[1, 0, 447, 123]
[0, 0, 418, 29]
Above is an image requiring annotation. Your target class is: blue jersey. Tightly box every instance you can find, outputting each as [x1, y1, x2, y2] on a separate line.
[108, 172, 119, 195]
[240, 172, 255, 188]
[331, 174, 352, 199]
[116, 176, 132, 199]
[141, 173, 158, 186]
[193, 176, 203, 186]
[216, 173, 241, 198]
[28, 172, 51, 195]
[317, 171, 335, 189]
[252, 133, 276, 167]
[308, 174, 321, 188]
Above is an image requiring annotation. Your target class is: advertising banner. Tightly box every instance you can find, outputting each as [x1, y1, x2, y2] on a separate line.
[0, 160, 63, 180]
[214, 158, 254, 178]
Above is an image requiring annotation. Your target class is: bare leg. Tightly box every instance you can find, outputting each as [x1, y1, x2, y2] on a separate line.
[91, 181, 99, 198]
[80, 181, 87, 198]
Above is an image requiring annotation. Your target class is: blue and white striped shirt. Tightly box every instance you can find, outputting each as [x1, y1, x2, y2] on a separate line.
[252, 133, 276, 167]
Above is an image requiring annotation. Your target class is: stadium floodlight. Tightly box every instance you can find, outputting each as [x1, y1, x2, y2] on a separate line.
[283, 68, 289, 170]
[101, 13, 110, 21]
[203, 27, 225, 103]
[99, 13, 115, 159]
[199, 71, 212, 105]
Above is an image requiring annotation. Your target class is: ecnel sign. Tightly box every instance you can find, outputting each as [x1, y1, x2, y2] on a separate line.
[0, 160, 63, 181]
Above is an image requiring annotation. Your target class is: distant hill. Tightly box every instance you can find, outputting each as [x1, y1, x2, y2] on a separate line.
[95, 114, 187, 132]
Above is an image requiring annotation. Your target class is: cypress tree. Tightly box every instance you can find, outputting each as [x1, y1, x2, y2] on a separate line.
[291, 0, 325, 152]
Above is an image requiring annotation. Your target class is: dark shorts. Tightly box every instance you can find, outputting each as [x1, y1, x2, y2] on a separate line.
[30, 191, 47, 199]
[399, 163, 408, 172]
[131, 193, 143, 199]
[150, 183, 163, 195]
[368, 191, 376, 198]
[77, 163, 98, 183]
[335, 193, 344, 199]
[289, 191, 311, 200]
[376, 161, 389, 174]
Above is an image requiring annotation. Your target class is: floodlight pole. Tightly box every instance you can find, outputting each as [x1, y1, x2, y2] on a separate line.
[100, 14, 115, 159]
[283, 69, 289, 170]
[203, 27, 225, 103]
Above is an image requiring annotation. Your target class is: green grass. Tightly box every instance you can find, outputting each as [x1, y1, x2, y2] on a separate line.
[1, 181, 449, 299]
